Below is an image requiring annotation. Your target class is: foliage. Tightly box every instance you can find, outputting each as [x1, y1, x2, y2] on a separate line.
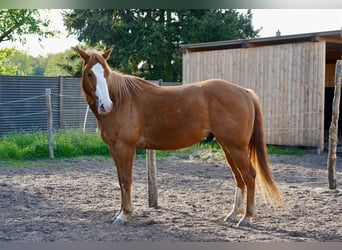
[55, 48, 83, 77]
[31, 56, 46, 76]
[0, 47, 80, 77]
[44, 49, 78, 77]
[63, 9, 260, 80]
[0, 9, 56, 45]
[0, 48, 18, 75]
[0, 47, 46, 76]
[0, 10, 58, 76]
[4, 48, 33, 75]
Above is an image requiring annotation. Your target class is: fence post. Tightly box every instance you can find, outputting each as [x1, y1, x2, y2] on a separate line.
[145, 79, 163, 208]
[59, 76, 64, 130]
[146, 149, 158, 208]
[45, 88, 54, 160]
[327, 60, 342, 190]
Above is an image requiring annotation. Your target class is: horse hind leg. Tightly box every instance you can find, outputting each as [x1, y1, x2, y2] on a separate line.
[222, 147, 245, 221]
[222, 145, 256, 226]
[238, 165, 256, 227]
[225, 186, 245, 221]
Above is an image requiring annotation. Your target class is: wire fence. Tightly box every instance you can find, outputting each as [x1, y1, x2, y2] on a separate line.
[0, 76, 97, 136]
[0, 92, 97, 135]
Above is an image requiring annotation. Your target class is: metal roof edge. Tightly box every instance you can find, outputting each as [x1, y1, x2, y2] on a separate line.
[180, 30, 342, 51]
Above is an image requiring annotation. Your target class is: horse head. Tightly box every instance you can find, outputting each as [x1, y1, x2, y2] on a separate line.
[76, 46, 114, 115]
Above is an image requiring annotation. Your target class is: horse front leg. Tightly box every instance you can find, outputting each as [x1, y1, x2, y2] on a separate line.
[109, 142, 135, 225]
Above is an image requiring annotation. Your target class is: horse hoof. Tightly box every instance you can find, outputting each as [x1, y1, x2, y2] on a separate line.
[112, 217, 127, 226]
[112, 211, 129, 225]
[224, 214, 237, 222]
[224, 211, 241, 222]
[236, 217, 251, 227]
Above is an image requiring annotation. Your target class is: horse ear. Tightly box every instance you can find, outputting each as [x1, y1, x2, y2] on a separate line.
[102, 46, 114, 60]
[76, 46, 90, 61]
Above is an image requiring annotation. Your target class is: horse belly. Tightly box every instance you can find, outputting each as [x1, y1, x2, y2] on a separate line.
[139, 131, 207, 150]
[138, 108, 209, 150]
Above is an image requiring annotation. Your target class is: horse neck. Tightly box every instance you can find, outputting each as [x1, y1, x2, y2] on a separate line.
[84, 69, 157, 116]
[107, 71, 155, 108]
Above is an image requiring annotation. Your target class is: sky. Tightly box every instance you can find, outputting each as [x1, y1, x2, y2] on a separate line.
[0, 9, 341, 57]
[250, 9, 341, 37]
[0, 9, 79, 57]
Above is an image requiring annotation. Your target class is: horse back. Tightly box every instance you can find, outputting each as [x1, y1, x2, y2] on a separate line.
[134, 79, 255, 149]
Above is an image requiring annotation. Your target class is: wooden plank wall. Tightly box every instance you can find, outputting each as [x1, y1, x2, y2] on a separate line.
[183, 41, 326, 150]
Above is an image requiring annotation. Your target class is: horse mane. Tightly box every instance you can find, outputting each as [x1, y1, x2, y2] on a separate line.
[107, 71, 146, 108]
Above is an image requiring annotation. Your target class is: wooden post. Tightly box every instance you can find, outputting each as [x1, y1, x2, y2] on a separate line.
[146, 149, 158, 208]
[45, 89, 54, 160]
[327, 60, 342, 190]
[145, 79, 163, 208]
[59, 76, 64, 129]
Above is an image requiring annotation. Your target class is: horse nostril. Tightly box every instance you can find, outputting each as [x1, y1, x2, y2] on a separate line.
[100, 104, 105, 112]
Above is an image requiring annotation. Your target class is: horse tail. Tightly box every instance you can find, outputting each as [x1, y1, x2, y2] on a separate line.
[249, 93, 284, 206]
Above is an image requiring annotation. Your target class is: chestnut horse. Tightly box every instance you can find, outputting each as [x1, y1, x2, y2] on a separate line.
[76, 47, 284, 227]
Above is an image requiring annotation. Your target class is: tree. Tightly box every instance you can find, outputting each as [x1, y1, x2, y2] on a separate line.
[7, 49, 34, 75]
[0, 48, 18, 75]
[63, 9, 260, 81]
[0, 47, 46, 76]
[32, 56, 46, 76]
[0, 9, 57, 76]
[44, 49, 79, 77]
[0, 9, 55, 45]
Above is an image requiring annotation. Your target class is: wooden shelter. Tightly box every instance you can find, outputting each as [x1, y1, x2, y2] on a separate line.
[181, 30, 342, 152]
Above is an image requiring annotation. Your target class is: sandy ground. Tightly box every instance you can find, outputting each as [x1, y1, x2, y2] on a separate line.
[0, 150, 341, 242]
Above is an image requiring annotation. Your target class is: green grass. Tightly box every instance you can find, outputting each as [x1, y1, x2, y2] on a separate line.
[267, 144, 305, 156]
[0, 131, 305, 167]
[0, 130, 110, 161]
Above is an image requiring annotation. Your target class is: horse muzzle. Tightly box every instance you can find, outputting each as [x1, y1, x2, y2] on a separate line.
[97, 100, 113, 114]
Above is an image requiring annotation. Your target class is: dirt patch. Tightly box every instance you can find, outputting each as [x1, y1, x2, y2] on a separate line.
[0, 152, 341, 242]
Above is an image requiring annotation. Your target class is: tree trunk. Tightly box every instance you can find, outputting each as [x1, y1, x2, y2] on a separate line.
[327, 60, 342, 189]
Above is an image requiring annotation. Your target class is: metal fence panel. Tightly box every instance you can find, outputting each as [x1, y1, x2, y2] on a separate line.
[0, 76, 60, 135]
[59, 77, 97, 131]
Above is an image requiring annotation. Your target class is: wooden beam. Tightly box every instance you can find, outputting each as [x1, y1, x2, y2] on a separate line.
[45, 89, 54, 160]
[313, 36, 342, 45]
[241, 42, 254, 48]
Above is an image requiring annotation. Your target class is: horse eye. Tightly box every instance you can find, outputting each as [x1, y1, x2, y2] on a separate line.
[87, 72, 92, 79]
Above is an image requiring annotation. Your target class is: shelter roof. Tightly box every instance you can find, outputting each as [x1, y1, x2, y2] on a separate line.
[181, 30, 342, 64]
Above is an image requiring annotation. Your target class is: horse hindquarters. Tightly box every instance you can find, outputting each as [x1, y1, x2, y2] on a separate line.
[221, 92, 283, 226]
[209, 85, 258, 226]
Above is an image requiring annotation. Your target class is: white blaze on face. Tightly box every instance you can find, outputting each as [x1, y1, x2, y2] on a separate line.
[91, 63, 113, 114]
